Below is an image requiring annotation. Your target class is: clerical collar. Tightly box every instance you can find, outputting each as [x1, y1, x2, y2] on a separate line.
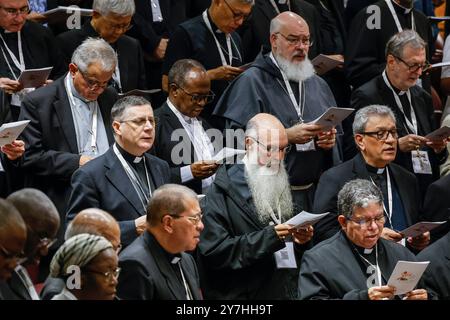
[392, 0, 412, 15]
[366, 163, 386, 175]
[115, 143, 143, 164]
[207, 9, 223, 34]
[385, 71, 407, 95]
[68, 74, 93, 104]
[355, 243, 375, 255]
[167, 98, 194, 124]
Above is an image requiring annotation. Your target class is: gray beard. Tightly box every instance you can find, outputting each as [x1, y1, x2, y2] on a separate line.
[274, 53, 316, 82]
[244, 157, 294, 224]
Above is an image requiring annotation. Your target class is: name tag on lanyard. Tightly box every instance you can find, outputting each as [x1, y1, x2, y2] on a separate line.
[274, 241, 297, 269]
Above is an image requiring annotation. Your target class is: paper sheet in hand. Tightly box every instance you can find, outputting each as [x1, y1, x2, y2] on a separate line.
[400, 221, 447, 238]
[18, 67, 53, 88]
[311, 54, 342, 75]
[118, 89, 161, 97]
[43, 6, 93, 23]
[311, 107, 355, 129]
[425, 126, 450, 141]
[387, 261, 429, 295]
[285, 211, 330, 229]
[0, 120, 30, 146]
[212, 147, 245, 164]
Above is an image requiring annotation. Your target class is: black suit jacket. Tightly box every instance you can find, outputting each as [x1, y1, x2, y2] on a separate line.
[18, 76, 117, 241]
[56, 21, 147, 92]
[117, 231, 202, 300]
[313, 153, 421, 244]
[66, 146, 171, 245]
[347, 74, 444, 194]
[422, 174, 450, 242]
[154, 102, 213, 194]
[240, 0, 321, 63]
[0, 270, 31, 300]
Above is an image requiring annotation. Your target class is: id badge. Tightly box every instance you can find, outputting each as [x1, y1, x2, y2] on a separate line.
[274, 241, 297, 269]
[296, 140, 316, 152]
[411, 150, 432, 175]
[11, 93, 22, 107]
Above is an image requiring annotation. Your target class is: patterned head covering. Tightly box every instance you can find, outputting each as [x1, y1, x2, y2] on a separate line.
[50, 233, 113, 278]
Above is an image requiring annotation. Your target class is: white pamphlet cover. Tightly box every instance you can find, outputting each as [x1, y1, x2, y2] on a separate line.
[0, 120, 30, 146]
[311, 107, 355, 129]
[285, 211, 330, 229]
[18, 67, 53, 88]
[212, 147, 246, 164]
[400, 221, 447, 238]
[387, 260, 429, 295]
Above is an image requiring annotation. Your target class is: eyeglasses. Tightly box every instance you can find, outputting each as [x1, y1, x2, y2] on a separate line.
[248, 136, 291, 154]
[359, 129, 398, 141]
[275, 32, 313, 47]
[348, 214, 385, 229]
[0, 5, 30, 16]
[108, 21, 133, 32]
[0, 243, 25, 261]
[175, 85, 215, 104]
[168, 212, 203, 226]
[85, 267, 121, 281]
[78, 70, 109, 90]
[120, 116, 156, 128]
[223, 0, 251, 22]
[393, 55, 431, 73]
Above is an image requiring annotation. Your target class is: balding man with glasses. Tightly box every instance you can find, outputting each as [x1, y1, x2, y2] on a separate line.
[346, 30, 447, 197]
[154, 59, 219, 195]
[313, 105, 430, 253]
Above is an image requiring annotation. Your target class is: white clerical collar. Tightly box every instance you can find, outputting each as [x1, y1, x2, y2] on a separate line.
[171, 256, 181, 264]
[167, 98, 195, 124]
[133, 156, 143, 163]
[377, 168, 385, 174]
[364, 248, 374, 254]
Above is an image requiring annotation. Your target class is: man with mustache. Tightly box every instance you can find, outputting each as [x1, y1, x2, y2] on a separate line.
[347, 30, 446, 197]
[299, 179, 429, 300]
[313, 105, 430, 253]
[197, 113, 314, 299]
[154, 59, 219, 194]
[214, 11, 339, 213]
[66, 95, 171, 247]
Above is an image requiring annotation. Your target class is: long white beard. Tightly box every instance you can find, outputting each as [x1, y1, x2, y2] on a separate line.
[274, 52, 316, 82]
[244, 153, 294, 224]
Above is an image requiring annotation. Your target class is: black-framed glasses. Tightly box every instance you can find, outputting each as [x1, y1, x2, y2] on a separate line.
[359, 129, 398, 141]
[223, 0, 251, 22]
[248, 136, 291, 154]
[0, 5, 30, 16]
[85, 267, 121, 281]
[275, 32, 313, 47]
[347, 214, 385, 229]
[393, 55, 431, 73]
[0, 243, 25, 261]
[78, 69, 109, 90]
[167, 212, 203, 226]
[176, 85, 216, 104]
[107, 20, 133, 32]
[120, 116, 156, 128]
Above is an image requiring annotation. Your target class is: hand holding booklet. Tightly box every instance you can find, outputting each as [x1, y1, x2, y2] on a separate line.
[399, 221, 447, 238]
[0, 120, 30, 146]
[425, 126, 450, 141]
[18, 67, 53, 88]
[285, 211, 330, 229]
[387, 260, 429, 295]
[311, 107, 355, 130]
[311, 54, 343, 75]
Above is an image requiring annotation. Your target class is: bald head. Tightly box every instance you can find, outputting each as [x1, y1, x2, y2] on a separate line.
[270, 12, 308, 35]
[65, 208, 120, 250]
[7, 188, 60, 238]
[246, 113, 287, 142]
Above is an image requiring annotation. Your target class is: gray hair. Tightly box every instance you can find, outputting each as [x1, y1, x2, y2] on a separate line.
[71, 37, 117, 73]
[337, 179, 383, 219]
[168, 59, 207, 88]
[352, 105, 396, 135]
[385, 29, 426, 59]
[111, 95, 152, 122]
[147, 184, 198, 226]
[50, 234, 113, 278]
[93, 0, 135, 16]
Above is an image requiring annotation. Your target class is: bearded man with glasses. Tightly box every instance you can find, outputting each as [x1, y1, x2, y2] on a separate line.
[314, 105, 430, 253]
[348, 29, 447, 198]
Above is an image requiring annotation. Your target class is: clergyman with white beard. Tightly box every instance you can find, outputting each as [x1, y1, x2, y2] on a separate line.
[213, 11, 341, 213]
[197, 113, 314, 300]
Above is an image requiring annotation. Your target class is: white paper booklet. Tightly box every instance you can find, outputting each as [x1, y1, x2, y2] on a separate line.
[400, 221, 447, 238]
[311, 107, 355, 129]
[425, 126, 450, 141]
[285, 211, 330, 229]
[18, 67, 53, 88]
[0, 120, 30, 146]
[311, 54, 343, 75]
[212, 147, 246, 164]
[387, 261, 429, 295]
